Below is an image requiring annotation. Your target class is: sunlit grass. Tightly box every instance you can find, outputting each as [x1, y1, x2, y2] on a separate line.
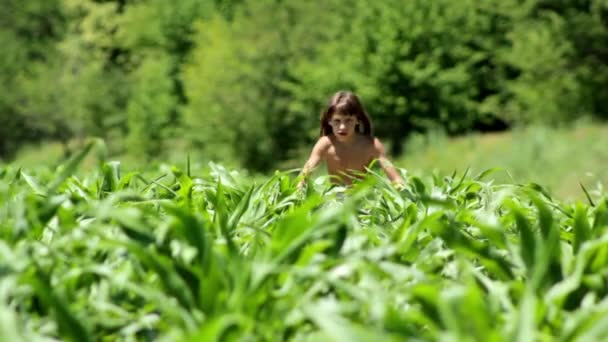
[398, 121, 608, 201]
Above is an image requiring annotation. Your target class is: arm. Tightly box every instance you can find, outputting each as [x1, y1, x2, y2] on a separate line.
[372, 138, 404, 187]
[297, 137, 329, 189]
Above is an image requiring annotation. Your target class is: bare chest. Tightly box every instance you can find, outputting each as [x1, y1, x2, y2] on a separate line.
[325, 144, 373, 173]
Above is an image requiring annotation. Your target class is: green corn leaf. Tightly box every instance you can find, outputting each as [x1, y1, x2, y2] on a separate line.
[511, 205, 536, 275]
[474, 167, 502, 181]
[122, 241, 196, 310]
[48, 140, 95, 194]
[573, 203, 591, 253]
[100, 161, 121, 195]
[448, 166, 469, 194]
[25, 266, 93, 342]
[592, 199, 608, 234]
[20, 171, 46, 196]
[579, 181, 595, 207]
[188, 314, 247, 341]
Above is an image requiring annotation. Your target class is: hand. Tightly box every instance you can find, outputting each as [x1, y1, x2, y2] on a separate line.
[393, 181, 406, 191]
[296, 178, 307, 194]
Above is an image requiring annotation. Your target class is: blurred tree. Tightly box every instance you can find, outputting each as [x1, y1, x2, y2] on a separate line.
[481, 1, 592, 125]
[508, 18, 583, 123]
[48, 0, 130, 151]
[288, 0, 495, 155]
[50, 0, 210, 158]
[548, 0, 608, 120]
[0, 0, 67, 157]
[115, 0, 203, 158]
[183, 0, 343, 170]
[2, 0, 608, 169]
[126, 53, 176, 158]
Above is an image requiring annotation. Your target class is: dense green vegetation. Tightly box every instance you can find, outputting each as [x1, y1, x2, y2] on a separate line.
[2, 0, 608, 170]
[1, 140, 608, 340]
[3, 2, 607, 340]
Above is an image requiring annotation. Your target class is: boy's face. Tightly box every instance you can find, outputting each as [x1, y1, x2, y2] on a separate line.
[328, 113, 359, 141]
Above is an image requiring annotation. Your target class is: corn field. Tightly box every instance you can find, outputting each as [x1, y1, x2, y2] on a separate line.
[1, 140, 608, 341]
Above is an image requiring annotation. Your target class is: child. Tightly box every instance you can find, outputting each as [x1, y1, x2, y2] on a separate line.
[298, 91, 404, 189]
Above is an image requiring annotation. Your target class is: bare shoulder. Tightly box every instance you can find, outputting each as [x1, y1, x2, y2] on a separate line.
[312, 135, 332, 154]
[371, 136, 384, 148]
[317, 135, 332, 148]
[371, 136, 386, 155]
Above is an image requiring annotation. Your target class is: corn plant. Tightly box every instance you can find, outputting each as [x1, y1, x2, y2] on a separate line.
[1, 140, 607, 341]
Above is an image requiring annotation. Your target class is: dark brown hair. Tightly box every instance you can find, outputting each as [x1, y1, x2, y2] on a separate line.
[319, 91, 373, 137]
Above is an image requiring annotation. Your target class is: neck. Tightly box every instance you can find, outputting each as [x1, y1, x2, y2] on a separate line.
[335, 134, 357, 145]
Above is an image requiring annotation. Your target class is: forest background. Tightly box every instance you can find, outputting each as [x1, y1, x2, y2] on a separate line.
[2, 0, 608, 198]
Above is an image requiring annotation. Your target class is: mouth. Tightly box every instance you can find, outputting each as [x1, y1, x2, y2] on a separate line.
[337, 132, 348, 136]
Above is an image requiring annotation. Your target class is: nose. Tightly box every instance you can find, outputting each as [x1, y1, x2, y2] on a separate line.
[339, 123, 346, 130]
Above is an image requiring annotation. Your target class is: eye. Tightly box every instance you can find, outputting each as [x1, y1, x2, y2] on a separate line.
[329, 118, 355, 126]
